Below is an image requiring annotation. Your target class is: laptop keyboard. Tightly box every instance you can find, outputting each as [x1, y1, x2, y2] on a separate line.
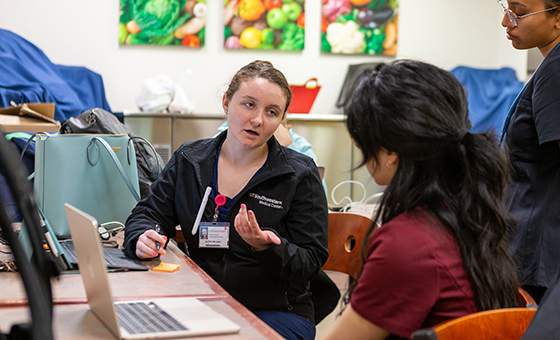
[59, 241, 147, 271]
[59, 241, 78, 265]
[104, 251, 121, 267]
[116, 302, 188, 335]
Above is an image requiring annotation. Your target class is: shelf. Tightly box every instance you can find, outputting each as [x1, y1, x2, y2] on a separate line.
[121, 112, 345, 122]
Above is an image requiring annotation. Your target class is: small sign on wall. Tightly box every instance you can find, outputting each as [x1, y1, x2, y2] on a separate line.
[119, 0, 207, 47]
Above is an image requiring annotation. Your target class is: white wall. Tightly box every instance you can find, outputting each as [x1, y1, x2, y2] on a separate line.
[0, 0, 527, 114]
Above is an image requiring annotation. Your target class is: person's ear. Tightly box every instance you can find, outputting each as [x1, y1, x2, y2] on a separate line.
[381, 148, 399, 168]
[554, 10, 560, 28]
[222, 94, 229, 114]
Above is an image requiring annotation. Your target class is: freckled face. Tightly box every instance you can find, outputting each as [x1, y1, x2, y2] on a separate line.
[223, 78, 287, 150]
[501, 0, 560, 52]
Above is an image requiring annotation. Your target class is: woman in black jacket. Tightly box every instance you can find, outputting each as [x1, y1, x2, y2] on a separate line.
[123, 60, 329, 340]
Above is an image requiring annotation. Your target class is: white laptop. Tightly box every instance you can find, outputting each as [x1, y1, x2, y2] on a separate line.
[64, 203, 241, 339]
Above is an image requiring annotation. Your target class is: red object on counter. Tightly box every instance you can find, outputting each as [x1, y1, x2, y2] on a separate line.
[288, 78, 321, 114]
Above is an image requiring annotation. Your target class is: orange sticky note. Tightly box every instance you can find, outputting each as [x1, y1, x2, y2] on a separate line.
[153, 262, 180, 272]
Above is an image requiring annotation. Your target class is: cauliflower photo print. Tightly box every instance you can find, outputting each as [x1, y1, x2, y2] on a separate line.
[322, 0, 398, 55]
[119, 0, 207, 47]
[224, 0, 305, 50]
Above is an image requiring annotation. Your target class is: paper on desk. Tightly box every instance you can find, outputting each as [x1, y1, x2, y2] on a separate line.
[153, 262, 180, 272]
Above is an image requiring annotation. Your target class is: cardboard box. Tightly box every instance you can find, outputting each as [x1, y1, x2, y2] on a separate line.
[0, 103, 61, 132]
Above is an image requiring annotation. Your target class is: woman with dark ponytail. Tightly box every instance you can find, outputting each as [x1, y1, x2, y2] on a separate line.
[323, 60, 519, 340]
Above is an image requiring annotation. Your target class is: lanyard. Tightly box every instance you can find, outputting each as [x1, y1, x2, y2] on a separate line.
[500, 42, 560, 145]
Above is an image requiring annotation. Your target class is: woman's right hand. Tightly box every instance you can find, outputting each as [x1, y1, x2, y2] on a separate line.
[135, 229, 167, 259]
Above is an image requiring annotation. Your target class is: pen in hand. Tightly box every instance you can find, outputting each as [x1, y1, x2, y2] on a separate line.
[155, 224, 161, 251]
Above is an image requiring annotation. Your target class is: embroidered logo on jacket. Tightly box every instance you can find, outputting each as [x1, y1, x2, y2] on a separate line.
[249, 192, 283, 209]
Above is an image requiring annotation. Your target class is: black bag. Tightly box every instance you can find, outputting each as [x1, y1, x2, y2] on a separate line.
[61, 108, 128, 135]
[61, 108, 163, 199]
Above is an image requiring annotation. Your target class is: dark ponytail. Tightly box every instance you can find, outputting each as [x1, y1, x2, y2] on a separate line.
[448, 131, 519, 310]
[346, 60, 519, 310]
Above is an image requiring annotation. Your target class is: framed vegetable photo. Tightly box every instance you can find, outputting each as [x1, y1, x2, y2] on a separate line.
[224, 0, 305, 51]
[119, 0, 207, 47]
[322, 0, 398, 55]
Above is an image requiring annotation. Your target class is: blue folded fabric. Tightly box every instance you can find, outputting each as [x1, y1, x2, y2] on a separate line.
[450, 66, 523, 135]
[54, 64, 111, 115]
[0, 29, 111, 121]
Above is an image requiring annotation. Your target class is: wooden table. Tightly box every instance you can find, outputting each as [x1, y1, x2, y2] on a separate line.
[0, 298, 281, 340]
[0, 242, 227, 306]
[0, 241, 282, 339]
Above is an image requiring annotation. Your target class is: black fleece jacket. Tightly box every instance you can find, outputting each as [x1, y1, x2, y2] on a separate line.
[123, 132, 329, 321]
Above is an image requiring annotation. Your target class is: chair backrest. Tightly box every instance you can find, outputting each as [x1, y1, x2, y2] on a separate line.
[517, 287, 537, 307]
[321, 212, 376, 279]
[317, 166, 325, 181]
[174, 225, 186, 243]
[411, 308, 537, 340]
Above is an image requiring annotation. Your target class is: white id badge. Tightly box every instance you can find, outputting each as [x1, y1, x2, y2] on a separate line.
[199, 222, 230, 248]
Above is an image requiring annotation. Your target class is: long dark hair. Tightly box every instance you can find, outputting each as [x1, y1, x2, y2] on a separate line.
[346, 60, 519, 311]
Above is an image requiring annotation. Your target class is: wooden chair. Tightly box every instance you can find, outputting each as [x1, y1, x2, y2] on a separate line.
[517, 287, 537, 307]
[174, 225, 186, 243]
[321, 212, 376, 279]
[173, 225, 188, 254]
[317, 166, 325, 181]
[411, 308, 537, 340]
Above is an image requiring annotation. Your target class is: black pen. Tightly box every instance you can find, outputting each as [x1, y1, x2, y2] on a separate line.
[155, 224, 161, 251]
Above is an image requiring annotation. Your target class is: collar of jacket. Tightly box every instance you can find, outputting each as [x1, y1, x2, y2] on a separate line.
[180, 130, 296, 189]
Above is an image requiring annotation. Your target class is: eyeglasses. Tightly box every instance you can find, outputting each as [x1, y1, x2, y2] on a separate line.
[497, 0, 560, 27]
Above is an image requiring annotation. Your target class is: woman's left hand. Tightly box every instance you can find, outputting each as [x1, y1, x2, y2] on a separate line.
[234, 203, 281, 250]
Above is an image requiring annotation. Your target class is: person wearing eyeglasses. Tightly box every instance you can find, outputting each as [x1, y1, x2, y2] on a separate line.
[497, 0, 560, 304]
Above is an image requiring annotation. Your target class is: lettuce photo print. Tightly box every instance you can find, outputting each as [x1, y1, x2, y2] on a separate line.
[119, 0, 207, 47]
